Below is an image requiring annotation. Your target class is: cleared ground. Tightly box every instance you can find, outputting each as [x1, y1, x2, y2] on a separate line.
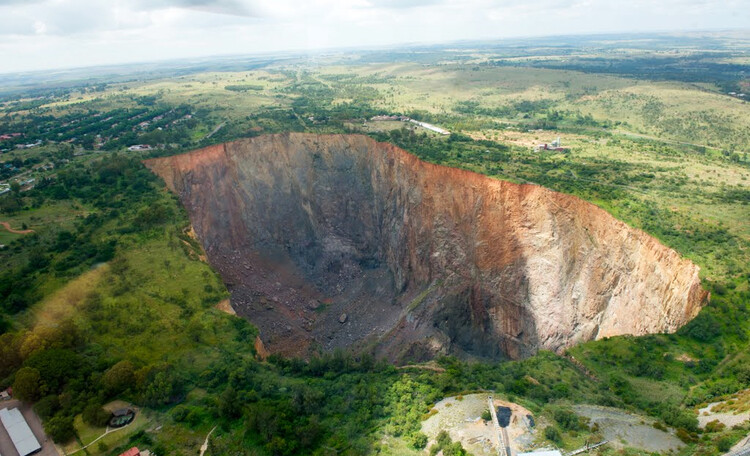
[421, 394, 536, 455]
[573, 404, 684, 453]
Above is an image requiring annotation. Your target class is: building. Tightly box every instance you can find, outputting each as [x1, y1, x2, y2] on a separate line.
[368, 115, 451, 135]
[518, 451, 562, 456]
[127, 144, 152, 151]
[407, 119, 450, 135]
[118, 447, 153, 456]
[0, 408, 42, 456]
[536, 137, 568, 152]
[109, 408, 136, 428]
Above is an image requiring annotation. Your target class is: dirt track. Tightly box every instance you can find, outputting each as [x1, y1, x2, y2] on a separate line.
[1, 221, 34, 234]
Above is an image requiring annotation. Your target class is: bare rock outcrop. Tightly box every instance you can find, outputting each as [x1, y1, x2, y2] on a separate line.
[145, 133, 707, 361]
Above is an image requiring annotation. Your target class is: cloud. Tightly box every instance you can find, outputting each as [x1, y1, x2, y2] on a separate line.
[0, 0, 748, 73]
[133, 0, 260, 17]
[366, 0, 444, 8]
[0, 0, 44, 4]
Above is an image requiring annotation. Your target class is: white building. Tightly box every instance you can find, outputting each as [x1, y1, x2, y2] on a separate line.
[407, 119, 450, 135]
[0, 407, 42, 456]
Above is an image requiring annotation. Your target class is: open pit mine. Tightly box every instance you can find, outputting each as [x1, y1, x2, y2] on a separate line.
[144, 133, 707, 361]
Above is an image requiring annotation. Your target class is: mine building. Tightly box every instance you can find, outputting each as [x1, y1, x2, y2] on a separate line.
[0, 407, 42, 456]
[536, 137, 569, 152]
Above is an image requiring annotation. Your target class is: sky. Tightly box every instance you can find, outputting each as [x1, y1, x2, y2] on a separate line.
[0, 0, 749, 73]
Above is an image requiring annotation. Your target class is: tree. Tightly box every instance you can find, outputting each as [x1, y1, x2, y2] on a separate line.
[102, 360, 136, 395]
[45, 415, 76, 442]
[219, 387, 242, 419]
[82, 402, 111, 427]
[25, 348, 80, 391]
[12, 367, 42, 401]
[544, 426, 562, 443]
[481, 409, 492, 422]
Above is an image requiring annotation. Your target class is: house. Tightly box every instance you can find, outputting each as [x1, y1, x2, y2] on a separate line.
[0, 389, 11, 401]
[118, 447, 141, 456]
[0, 408, 42, 456]
[109, 408, 136, 428]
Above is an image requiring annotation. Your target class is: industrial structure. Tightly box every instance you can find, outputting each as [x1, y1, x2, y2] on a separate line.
[0, 407, 41, 456]
[488, 396, 510, 456]
[369, 115, 450, 135]
[536, 137, 568, 152]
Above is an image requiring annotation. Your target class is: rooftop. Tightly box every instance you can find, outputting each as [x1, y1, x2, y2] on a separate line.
[0, 407, 41, 456]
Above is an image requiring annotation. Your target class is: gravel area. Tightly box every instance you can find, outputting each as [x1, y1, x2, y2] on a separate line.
[698, 401, 750, 429]
[574, 404, 683, 453]
[421, 394, 535, 456]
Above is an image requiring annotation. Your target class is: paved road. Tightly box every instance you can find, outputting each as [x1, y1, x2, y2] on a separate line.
[728, 446, 750, 456]
[0, 400, 59, 456]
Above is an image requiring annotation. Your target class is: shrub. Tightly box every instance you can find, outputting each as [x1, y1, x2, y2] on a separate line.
[717, 436, 733, 452]
[675, 428, 697, 443]
[705, 420, 726, 433]
[544, 426, 562, 443]
[411, 432, 428, 449]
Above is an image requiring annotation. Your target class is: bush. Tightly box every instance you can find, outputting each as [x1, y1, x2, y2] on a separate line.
[676, 428, 698, 443]
[544, 426, 562, 443]
[553, 407, 584, 431]
[681, 311, 721, 342]
[717, 436, 734, 452]
[411, 432, 428, 449]
[705, 419, 726, 433]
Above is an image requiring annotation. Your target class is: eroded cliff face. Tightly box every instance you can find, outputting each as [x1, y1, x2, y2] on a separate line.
[144, 133, 707, 361]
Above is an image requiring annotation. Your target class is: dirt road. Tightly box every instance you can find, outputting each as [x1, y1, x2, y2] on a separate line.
[0, 221, 34, 234]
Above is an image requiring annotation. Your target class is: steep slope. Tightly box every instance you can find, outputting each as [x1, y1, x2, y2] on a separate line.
[144, 133, 707, 361]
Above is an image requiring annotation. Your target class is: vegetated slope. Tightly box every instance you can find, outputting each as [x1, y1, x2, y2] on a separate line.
[145, 133, 707, 361]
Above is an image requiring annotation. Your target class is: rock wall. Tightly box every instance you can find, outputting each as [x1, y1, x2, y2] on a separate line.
[144, 133, 707, 360]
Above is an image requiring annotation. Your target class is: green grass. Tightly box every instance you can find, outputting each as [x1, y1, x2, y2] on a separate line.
[65, 406, 153, 456]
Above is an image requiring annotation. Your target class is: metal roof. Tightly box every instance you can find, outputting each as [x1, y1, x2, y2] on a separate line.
[0, 408, 41, 456]
[518, 452, 562, 456]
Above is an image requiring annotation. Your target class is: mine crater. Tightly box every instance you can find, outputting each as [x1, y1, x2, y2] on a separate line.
[145, 132, 707, 361]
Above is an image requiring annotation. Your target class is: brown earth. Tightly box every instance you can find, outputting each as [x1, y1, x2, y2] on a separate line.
[1, 221, 34, 234]
[144, 133, 707, 361]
